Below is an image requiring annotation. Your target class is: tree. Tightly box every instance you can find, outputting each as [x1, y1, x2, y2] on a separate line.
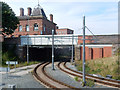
[2, 2, 19, 35]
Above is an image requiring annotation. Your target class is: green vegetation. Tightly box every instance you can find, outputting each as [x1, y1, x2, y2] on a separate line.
[2, 44, 40, 69]
[2, 2, 19, 35]
[11, 61, 40, 69]
[2, 44, 20, 66]
[3, 60, 40, 69]
[85, 79, 94, 87]
[74, 76, 94, 87]
[75, 55, 120, 80]
[74, 76, 79, 81]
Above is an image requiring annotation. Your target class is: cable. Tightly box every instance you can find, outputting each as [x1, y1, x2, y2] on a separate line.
[85, 26, 98, 40]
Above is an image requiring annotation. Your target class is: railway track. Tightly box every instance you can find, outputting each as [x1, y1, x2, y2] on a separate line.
[57, 62, 120, 88]
[32, 62, 76, 89]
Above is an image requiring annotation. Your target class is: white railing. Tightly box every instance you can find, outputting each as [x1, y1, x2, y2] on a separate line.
[20, 35, 78, 46]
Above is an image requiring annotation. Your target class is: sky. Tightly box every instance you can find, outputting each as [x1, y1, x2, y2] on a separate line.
[1, 0, 119, 35]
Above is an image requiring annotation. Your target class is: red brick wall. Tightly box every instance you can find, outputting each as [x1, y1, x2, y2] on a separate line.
[43, 19, 56, 35]
[79, 46, 112, 60]
[80, 47, 92, 60]
[12, 18, 56, 37]
[103, 47, 112, 57]
[78, 36, 95, 44]
[56, 29, 73, 35]
[92, 48, 103, 59]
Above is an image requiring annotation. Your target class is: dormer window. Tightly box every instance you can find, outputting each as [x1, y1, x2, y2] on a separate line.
[34, 23, 38, 31]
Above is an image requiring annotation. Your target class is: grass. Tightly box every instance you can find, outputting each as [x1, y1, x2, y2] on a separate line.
[74, 76, 95, 87]
[85, 79, 95, 87]
[2, 61, 40, 69]
[74, 76, 79, 81]
[75, 55, 120, 80]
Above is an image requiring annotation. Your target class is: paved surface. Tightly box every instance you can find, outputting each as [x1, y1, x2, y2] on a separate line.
[45, 62, 84, 88]
[0, 63, 45, 89]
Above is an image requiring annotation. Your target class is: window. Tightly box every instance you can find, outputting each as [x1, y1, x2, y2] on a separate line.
[44, 25, 46, 32]
[19, 25, 22, 31]
[41, 31, 43, 34]
[34, 23, 38, 31]
[26, 25, 29, 31]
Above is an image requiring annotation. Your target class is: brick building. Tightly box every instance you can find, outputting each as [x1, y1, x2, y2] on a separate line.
[12, 4, 56, 37]
[10, 4, 74, 37]
[56, 28, 74, 35]
[75, 44, 112, 60]
[75, 35, 119, 60]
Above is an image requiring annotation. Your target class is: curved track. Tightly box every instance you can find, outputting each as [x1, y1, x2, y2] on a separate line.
[32, 62, 76, 89]
[57, 62, 120, 88]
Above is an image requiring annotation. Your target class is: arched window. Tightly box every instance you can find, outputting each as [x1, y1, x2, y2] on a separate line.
[26, 25, 29, 31]
[19, 25, 22, 31]
[34, 23, 38, 31]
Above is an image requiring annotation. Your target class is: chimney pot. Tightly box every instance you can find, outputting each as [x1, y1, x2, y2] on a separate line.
[50, 14, 53, 22]
[27, 7, 32, 16]
[20, 8, 24, 16]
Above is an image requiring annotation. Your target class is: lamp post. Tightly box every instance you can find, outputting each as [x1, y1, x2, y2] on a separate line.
[52, 29, 55, 70]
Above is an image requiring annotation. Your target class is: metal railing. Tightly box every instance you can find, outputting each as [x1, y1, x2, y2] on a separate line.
[20, 35, 78, 46]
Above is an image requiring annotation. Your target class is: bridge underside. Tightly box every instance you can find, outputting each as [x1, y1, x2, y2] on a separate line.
[24, 45, 73, 62]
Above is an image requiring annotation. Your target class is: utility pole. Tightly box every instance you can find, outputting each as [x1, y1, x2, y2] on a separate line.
[27, 17, 29, 64]
[27, 36, 29, 64]
[71, 35, 74, 64]
[52, 29, 55, 70]
[83, 15, 86, 86]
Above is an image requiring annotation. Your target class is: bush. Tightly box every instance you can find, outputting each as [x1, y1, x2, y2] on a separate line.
[2, 50, 19, 65]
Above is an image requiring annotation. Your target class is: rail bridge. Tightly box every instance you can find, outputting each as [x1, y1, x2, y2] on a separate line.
[20, 34, 79, 61]
[20, 35, 78, 46]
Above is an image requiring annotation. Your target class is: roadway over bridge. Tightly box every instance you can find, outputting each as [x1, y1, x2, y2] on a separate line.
[20, 35, 79, 46]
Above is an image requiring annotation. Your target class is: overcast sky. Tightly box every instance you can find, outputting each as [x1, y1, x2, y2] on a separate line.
[1, 0, 119, 35]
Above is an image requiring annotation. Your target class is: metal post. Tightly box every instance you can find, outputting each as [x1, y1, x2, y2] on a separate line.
[27, 17, 29, 64]
[27, 36, 29, 64]
[83, 15, 86, 85]
[71, 35, 74, 64]
[52, 29, 55, 70]
[15, 62, 16, 73]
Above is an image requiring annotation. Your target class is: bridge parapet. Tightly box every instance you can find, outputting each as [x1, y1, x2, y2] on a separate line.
[21, 35, 78, 46]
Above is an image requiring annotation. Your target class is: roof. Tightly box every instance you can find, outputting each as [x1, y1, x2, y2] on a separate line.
[32, 4, 47, 18]
[17, 15, 45, 20]
[56, 28, 74, 31]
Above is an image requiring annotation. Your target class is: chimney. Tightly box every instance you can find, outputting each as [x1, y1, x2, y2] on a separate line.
[56, 26, 59, 29]
[20, 8, 24, 16]
[27, 7, 32, 16]
[50, 14, 53, 22]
